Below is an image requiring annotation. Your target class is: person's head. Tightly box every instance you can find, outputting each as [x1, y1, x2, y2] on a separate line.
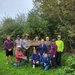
[44, 53, 48, 58]
[57, 35, 61, 40]
[46, 36, 49, 41]
[7, 35, 11, 41]
[35, 36, 39, 41]
[41, 39, 45, 44]
[52, 39, 56, 44]
[25, 34, 29, 40]
[17, 45, 21, 51]
[17, 35, 20, 40]
[33, 47, 37, 54]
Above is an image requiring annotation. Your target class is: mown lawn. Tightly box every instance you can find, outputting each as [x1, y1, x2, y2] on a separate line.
[0, 49, 75, 75]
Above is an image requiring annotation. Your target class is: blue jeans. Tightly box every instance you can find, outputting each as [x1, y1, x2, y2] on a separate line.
[41, 62, 50, 70]
[44, 65, 50, 70]
[13, 57, 27, 66]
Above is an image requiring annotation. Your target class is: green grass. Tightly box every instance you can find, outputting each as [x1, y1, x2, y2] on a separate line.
[0, 49, 74, 75]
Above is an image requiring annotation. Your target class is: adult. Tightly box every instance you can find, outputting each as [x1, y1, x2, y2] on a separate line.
[4, 35, 14, 64]
[22, 34, 30, 60]
[34, 36, 40, 51]
[45, 37, 51, 54]
[50, 39, 57, 68]
[56, 35, 64, 66]
[15, 35, 23, 49]
[13, 45, 27, 66]
[38, 39, 47, 57]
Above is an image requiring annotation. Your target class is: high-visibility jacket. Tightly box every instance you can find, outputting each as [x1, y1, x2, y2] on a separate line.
[56, 40, 64, 52]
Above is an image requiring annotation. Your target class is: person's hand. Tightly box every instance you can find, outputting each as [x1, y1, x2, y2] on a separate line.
[44, 63, 46, 66]
[53, 55, 55, 58]
[38, 53, 40, 56]
[33, 60, 35, 64]
[25, 48, 28, 50]
[8, 49, 12, 51]
[43, 53, 45, 56]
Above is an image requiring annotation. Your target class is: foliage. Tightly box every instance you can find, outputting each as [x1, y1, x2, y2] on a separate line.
[0, 49, 75, 75]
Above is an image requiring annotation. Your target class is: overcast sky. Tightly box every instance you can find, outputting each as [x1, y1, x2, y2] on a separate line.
[0, 0, 33, 21]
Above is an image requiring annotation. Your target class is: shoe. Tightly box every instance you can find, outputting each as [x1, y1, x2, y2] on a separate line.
[11, 62, 14, 64]
[33, 65, 35, 69]
[6, 62, 8, 64]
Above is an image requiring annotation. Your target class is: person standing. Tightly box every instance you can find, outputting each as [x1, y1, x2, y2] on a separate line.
[45, 37, 51, 54]
[22, 34, 30, 60]
[38, 39, 47, 57]
[56, 35, 64, 66]
[4, 35, 14, 64]
[50, 39, 57, 68]
[15, 35, 23, 49]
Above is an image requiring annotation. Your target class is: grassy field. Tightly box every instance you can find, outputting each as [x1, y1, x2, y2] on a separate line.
[0, 49, 75, 75]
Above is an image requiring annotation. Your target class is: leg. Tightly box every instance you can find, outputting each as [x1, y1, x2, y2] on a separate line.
[22, 57, 27, 65]
[24, 49, 29, 60]
[9, 50, 13, 63]
[10, 56, 12, 63]
[58, 52, 61, 66]
[32, 60, 36, 68]
[44, 65, 50, 70]
[6, 56, 9, 64]
[6, 50, 9, 64]
[56, 52, 59, 66]
[51, 56, 56, 68]
[13, 62, 19, 67]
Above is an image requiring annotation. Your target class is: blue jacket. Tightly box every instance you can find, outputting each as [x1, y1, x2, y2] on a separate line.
[41, 56, 50, 65]
[31, 54, 40, 62]
[38, 44, 47, 56]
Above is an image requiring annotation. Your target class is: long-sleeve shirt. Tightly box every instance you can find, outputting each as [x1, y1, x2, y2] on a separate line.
[15, 39, 23, 48]
[22, 39, 30, 49]
[38, 44, 47, 56]
[31, 53, 40, 62]
[41, 56, 50, 65]
[45, 41, 51, 54]
[50, 44, 57, 55]
[15, 50, 25, 62]
[4, 40, 14, 50]
[56, 40, 64, 52]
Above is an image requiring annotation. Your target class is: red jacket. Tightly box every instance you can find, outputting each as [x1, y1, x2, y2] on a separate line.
[15, 50, 25, 62]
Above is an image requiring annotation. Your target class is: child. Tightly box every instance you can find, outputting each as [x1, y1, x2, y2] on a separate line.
[13, 45, 27, 66]
[41, 53, 51, 70]
[50, 39, 57, 68]
[30, 47, 40, 69]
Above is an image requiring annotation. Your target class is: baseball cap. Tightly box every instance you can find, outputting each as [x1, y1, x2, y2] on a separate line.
[17, 35, 20, 37]
[17, 45, 21, 48]
[57, 35, 61, 38]
[52, 39, 55, 42]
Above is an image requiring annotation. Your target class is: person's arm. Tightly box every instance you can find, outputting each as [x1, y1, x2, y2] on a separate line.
[44, 45, 47, 53]
[4, 41, 9, 50]
[61, 41, 64, 52]
[31, 54, 34, 60]
[22, 40, 26, 49]
[46, 57, 50, 65]
[11, 41, 14, 50]
[38, 46, 40, 56]
[53, 45, 57, 57]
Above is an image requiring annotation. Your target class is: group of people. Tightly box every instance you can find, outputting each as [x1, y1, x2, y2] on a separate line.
[4, 34, 64, 70]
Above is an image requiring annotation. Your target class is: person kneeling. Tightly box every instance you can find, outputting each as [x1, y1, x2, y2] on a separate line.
[30, 47, 40, 69]
[13, 45, 27, 67]
[41, 53, 51, 70]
